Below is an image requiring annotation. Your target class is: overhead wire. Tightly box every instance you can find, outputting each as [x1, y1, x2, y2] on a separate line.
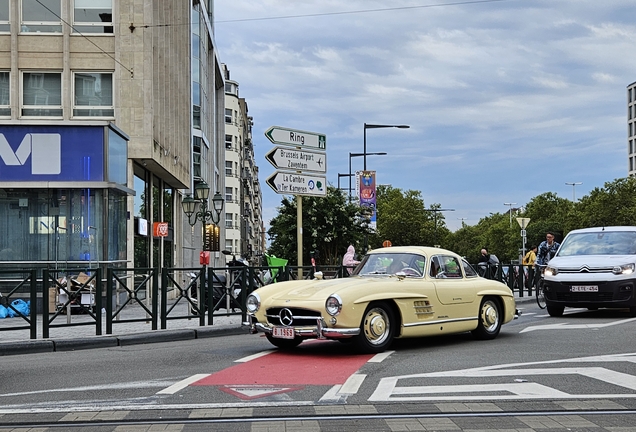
[35, 0, 134, 77]
[215, 0, 512, 24]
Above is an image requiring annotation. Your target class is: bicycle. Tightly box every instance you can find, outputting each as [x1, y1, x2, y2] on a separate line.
[535, 265, 546, 309]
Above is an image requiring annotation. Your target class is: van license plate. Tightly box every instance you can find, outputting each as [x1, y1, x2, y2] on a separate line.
[273, 326, 295, 339]
[571, 286, 598, 292]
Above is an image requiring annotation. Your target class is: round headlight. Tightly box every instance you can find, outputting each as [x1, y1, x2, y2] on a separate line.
[544, 265, 558, 276]
[246, 292, 260, 313]
[325, 294, 342, 316]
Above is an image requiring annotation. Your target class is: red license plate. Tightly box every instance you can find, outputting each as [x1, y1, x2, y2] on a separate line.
[272, 326, 295, 339]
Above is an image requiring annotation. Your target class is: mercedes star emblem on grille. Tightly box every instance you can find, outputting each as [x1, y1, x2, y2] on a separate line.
[279, 308, 294, 326]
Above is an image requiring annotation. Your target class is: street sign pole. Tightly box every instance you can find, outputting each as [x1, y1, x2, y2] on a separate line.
[265, 125, 327, 277]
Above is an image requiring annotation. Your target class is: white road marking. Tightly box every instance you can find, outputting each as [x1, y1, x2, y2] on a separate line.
[156, 374, 210, 395]
[339, 374, 367, 394]
[520, 317, 636, 333]
[319, 385, 343, 402]
[0, 380, 177, 398]
[369, 350, 394, 363]
[370, 353, 636, 402]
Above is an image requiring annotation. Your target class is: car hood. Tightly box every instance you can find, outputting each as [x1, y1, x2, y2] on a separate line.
[550, 254, 636, 269]
[258, 276, 390, 301]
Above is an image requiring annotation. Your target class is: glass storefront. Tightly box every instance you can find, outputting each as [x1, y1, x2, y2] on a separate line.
[0, 188, 126, 264]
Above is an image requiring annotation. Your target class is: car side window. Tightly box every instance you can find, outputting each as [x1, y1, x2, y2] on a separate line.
[432, 255, 463, 279]
[462, 259, 479, 278]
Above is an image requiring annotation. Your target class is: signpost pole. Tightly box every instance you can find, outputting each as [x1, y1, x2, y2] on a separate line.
[297, 196, 303, 279]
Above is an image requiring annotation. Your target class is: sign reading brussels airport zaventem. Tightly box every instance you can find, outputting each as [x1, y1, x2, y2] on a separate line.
[0, 126, 104, 181]
[265, 146, 326, 174]
[266, 171, 326, 197]
[265, 125, 327, 197]
[264, 126, 326, 151]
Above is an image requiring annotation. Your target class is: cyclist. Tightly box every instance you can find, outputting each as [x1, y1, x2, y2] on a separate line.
[536, 232, 560, 268]
[534, 232, 560, 307]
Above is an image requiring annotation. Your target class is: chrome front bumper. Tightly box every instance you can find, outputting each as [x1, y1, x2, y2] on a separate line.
[249, 315, 360, 339]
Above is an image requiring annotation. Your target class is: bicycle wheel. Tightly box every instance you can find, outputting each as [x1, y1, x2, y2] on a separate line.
[536, 279, 547, 309]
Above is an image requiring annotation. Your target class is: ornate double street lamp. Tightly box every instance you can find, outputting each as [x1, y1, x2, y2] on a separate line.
[181, 180, 225, 253]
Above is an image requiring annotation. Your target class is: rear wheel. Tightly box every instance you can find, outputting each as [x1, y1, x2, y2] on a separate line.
[547, 305, 565, 317]
[352, 302, 396, 353]
[266, 334, 303, 350]
[536, 280, 547, 309]
[472, 297, 502, 340]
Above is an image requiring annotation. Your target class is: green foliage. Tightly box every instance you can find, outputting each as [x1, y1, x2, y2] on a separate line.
[267, 186, 368, 265]
[375, 185, 450, 248]
[266, 177, 636, 266]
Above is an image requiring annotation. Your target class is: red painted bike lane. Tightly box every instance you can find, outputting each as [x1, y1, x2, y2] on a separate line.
[190, 347, 374, 399]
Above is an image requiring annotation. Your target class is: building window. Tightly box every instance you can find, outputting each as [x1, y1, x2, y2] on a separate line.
[225, 212, 233, 229]
[225, 134, 232, 149]
[225, 240, 233, 253]
[22, 71, 62, 117]
[225, 161, 232, 176]
[73, 72, 113, 117]
[225, 187, 232, 203]
[0, 71, 9, 117]
[73, 0, 112, 34]
[225, 108, 232, 123]
[21, 0, 62, 33]
[0, 0, 9, 32]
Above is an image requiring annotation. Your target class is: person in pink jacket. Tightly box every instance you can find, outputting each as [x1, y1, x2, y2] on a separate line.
[342, 245, 361, 275]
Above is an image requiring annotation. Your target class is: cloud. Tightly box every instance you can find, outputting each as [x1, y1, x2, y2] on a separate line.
[215, 0, 636, 233]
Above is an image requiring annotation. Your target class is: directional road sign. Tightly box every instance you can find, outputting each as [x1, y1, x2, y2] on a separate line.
[265, 146, 327, 174]
[264, 126, 326, 151]
[266, 171, 327, 197]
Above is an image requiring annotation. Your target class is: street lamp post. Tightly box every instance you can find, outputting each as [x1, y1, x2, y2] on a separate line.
[349, 151, 387, 202]
[423, 208, 455, 246]
[504, 202, 517, 227]
[363, 123, 409, 170]
[565, 182, 582, 201]
[181, 180, 225, 257]
[338, 173, 353, 192]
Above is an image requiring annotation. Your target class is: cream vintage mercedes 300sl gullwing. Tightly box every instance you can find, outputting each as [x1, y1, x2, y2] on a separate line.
[246, 246, 517, 353]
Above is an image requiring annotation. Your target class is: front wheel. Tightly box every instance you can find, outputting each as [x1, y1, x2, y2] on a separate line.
[547, 305, 564, 317]
[536, 280, 547, 309]
[472, 297, 502, 340]
[352, 302, 396, 353]
[266, 334, 303, 350]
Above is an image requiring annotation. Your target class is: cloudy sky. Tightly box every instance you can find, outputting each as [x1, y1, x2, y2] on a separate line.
[213, 0, 635, 232]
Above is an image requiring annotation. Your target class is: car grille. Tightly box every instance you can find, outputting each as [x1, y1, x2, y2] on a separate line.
[556, 266, 614, 274]
[265, 307, 322, 326]
[551, 291, 632, 302]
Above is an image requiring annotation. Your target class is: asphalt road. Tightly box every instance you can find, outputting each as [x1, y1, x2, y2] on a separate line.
[1, 301, 636, 431]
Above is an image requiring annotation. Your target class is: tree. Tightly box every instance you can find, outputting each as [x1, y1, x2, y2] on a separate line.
[267, 186, 369, 265]
[375, 186, 450, 248]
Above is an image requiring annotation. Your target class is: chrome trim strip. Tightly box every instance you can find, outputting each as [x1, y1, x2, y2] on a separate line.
[252, 320, 360, 338]
[403, 316, 478, 328]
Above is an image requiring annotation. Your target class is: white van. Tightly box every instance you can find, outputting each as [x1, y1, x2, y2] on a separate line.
[543, 226, 636, 317]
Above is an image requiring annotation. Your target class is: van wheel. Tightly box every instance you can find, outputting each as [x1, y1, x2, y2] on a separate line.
[547, 305, 565, 317]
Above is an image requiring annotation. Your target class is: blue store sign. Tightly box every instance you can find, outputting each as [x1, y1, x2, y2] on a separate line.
[0, 125, 104, 181]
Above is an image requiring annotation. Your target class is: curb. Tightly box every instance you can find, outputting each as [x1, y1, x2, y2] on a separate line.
[0, 325, 250, 357]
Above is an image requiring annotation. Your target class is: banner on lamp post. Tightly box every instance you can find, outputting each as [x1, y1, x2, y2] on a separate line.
[356, 170, 377, 230]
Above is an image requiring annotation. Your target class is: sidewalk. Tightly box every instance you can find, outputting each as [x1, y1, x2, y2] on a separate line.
[0, 291, 535, 357]
[0, 299, 248, 356]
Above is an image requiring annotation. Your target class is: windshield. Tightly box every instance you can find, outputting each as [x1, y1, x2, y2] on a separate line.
[355, 253, 426, 277]
[557, 231, 636, 256]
